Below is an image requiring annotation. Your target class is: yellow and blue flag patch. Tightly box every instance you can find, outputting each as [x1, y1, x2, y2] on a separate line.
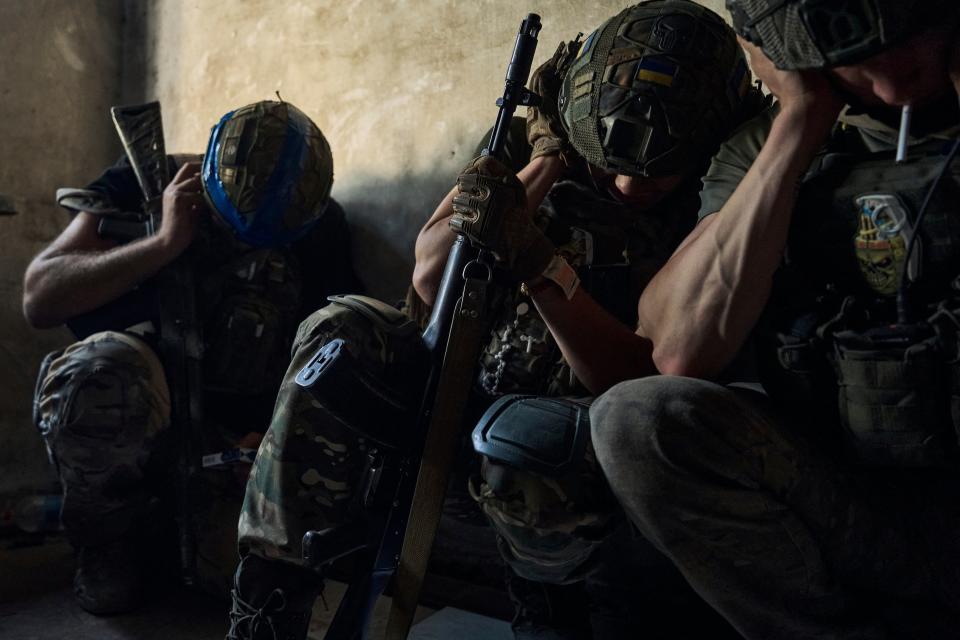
[635, 57, 678, 88]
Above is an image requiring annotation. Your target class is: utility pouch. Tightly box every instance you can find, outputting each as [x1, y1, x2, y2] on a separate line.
[294, 295, 429, 451]
[832, 324, 955, 467]
[204, 296, 284, 395]
[929, 302, 960, 448]
[472, 394, 591, 477]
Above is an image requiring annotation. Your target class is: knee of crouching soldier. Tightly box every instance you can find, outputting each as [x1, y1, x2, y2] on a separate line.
[290, 304, 368, 359]
[590, 376, 710, 496]
[35, 332, 171, 444]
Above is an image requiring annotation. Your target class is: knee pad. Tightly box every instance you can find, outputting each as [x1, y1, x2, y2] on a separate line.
[34, 331, 170, 462]
[470, 395, 621, 584]
[293, 295, 429, 450]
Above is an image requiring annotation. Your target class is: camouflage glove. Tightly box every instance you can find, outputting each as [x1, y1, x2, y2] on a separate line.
[450, 156, 555, 282]
[527, 39, 582, 162]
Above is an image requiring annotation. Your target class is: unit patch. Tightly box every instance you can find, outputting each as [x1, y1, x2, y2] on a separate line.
[853, 194, 921, 296]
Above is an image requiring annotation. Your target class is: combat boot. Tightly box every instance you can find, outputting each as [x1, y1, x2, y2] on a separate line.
[506, 569, 592, 640]
[226, 554, 323, 640]
[74, 537, 143, 615]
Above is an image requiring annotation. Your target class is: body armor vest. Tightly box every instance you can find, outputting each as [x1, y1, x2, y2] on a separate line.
[760, 129, 960, 467]
[194, 230, 305, 398]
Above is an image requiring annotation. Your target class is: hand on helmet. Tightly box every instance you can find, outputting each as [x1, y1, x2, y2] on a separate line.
[739, 38, 842, 125]
[159, 161, 207, 259]
[450, 156, 555, 282]
[527, 39, 582, 162]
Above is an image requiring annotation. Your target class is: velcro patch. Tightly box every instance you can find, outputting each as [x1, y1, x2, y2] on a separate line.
[635, 57, 677, 87]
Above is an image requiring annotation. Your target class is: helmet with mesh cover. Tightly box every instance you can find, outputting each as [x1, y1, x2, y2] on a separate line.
[727, 0, 957, 70]
[559, 0, 763, 177]
[201, 100, 334, 248]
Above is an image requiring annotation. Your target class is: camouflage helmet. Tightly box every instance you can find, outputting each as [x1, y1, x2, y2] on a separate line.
[558, 0, 759, 177]
[201, 100, 334, 248]
[728, 0, 957, 70]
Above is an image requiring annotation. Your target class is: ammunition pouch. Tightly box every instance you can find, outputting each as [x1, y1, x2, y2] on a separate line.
[295, 295, 429, 451]
[763, 294, 960, 467]
[472, 394, 591, 477]
[204, 250, 303, 396]
[831, 324, 956, 468]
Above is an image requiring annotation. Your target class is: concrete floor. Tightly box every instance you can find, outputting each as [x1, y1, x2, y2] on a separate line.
[0, 515, 744, 640]
[0, 535, 510, 640]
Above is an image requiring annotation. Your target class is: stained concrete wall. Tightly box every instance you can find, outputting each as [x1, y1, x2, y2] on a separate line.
[0, 1, 127, 495]
[145, 0, 730, 301]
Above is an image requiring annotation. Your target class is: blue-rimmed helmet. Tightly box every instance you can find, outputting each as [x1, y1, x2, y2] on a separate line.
[202, 100, 334, 248]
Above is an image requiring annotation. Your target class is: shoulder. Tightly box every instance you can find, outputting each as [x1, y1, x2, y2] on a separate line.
[697, 104, 778, 220]
[712, 104, 776, 176]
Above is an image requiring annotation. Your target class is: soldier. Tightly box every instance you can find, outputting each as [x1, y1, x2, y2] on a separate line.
[24, 100, 360, 614]
[226, 3, 766, 639]
[592, 0, 960, 637]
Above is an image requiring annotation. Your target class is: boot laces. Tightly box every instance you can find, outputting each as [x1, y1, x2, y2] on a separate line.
[227, 587, 297, 640]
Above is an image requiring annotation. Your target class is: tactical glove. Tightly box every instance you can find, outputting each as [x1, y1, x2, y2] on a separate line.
[527, 39, 582, 162]
[450, 156, 555, 282]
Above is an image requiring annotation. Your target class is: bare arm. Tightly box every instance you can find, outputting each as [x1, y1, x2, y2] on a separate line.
[23, 162, 207, 328]
[412, 155, 565, 305]
[637, 44, 844, 379]
[529, 282, 655, 394]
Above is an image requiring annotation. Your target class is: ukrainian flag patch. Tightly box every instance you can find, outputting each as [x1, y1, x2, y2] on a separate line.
[636, 57, 677, 87]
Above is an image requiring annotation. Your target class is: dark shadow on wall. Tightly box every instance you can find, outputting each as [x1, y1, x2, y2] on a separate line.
[335, 168, 455, 304]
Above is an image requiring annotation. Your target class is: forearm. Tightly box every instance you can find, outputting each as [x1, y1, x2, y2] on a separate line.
[23, 234, 174, 328]
[531, 283, 655, 394]
[412, 155, 565, 305]
[639, 106, 834, 378]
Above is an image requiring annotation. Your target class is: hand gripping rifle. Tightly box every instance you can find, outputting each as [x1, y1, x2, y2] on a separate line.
[295, 14, 542, 639]
[109, 103, 204, 586]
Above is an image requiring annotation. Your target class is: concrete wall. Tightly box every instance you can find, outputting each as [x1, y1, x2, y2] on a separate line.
[145, 0, 730, 301]
[0, 0, 127, 495]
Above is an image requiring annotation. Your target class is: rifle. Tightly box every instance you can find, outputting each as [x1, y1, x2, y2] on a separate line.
[296, 14, 542, 639]
[108, 103, 204, 585]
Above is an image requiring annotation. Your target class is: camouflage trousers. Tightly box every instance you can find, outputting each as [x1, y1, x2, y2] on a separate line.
[591, 376, 960, 639]
[33, 330, 247, 596]
[238, 299, 426, 563]
[34, 332, 171, 546]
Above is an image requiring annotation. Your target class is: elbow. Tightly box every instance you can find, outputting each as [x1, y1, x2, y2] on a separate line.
[652, 345, 716, 380]
[411, 262, 437, 308]
[22, 292, 61, 329]
[22, 268, 62, 329]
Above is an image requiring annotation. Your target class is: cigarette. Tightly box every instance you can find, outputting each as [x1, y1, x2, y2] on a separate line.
[896, 105, 912, 163]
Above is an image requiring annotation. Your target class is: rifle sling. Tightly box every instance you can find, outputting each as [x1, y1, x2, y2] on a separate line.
[385, 273, 493, 639]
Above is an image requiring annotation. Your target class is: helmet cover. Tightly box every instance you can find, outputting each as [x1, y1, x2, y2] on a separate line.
[559, 0, 760, 177]
[202, 100, 334, 248]
[727, 0, 957, 70]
